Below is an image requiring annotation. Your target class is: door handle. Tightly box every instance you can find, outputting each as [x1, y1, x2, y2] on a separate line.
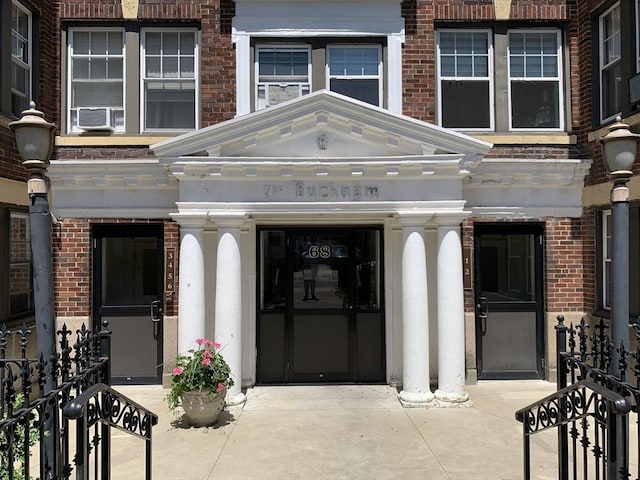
[151, 300, 163, 323]
[342, 298, 354, 317]
[476, 296, 488, 336]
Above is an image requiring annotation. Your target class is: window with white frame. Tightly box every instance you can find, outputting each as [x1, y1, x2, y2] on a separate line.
[327, 45, 381, 106]
[68, 29, 125, 132]
[508, 30, 563, 130]
[256, 46, 311, 109]
[11, 1, 31, 116]
[599, 3, 622, 122]
[437, 30, 492, 130]
[141, 29, 197, 130]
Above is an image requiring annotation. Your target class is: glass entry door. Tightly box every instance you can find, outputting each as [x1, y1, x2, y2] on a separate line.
[93, 225, 164, 384]
[257, 228, 384, 383]
[474, 224, 544, 379]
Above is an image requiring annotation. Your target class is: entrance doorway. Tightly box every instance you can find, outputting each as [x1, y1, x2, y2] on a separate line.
[474, 224, 544, 379]
[257, 227, 385, 383]
[92, 225, 164, 384]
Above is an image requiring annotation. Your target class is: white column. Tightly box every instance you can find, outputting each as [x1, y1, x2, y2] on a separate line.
[398, 222, 434, 407]
[214, 222, 245, 406]
[435, 223, 469, 405]
[177, 221, 206, 355]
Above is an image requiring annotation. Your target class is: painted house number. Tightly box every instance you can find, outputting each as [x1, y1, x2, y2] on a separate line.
[306, 245, 331, 259]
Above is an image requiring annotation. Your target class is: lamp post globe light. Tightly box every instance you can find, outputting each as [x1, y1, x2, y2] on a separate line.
[9, 102, 56, 393]
[598, 116, 640, 376]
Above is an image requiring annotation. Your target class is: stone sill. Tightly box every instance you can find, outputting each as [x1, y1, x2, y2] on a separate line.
[56, 135, 172, 147]
[471, 133, 577, 145]
[587, 111, 640, 142]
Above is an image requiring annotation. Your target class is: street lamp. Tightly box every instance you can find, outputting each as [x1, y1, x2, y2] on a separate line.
[9, 102, 56, 479]
[9, 102, 56, 390]
[598, 116, 640, 375]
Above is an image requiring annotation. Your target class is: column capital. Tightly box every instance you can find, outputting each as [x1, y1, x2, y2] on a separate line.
[209, 212, 248, 229]
[433, 211, 470, 227]
[395, 211, 434, 227]
[171, 212, 208, 229]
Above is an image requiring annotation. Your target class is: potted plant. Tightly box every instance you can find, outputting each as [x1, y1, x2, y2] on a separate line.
[165, 338, 234, 427]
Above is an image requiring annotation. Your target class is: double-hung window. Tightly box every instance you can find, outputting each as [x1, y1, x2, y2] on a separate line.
[256, 46, 311, 109]
[327, 45, 381, 106]
[508, 30, 563, 130]
[67, 27, 198, 134]
[68, 29, 125, 132]
[141, 30, 197, 130]
[602, 210, 612, 309]
[11, 1, 31, 116]
[437, 30, 492, 130]
[7, 211, 32, 319]
[254, 42, 383, 111]
[599, 3, 622, 122]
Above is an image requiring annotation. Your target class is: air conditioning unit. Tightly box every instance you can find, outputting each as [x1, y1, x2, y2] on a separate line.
[77, 107, 113, 131]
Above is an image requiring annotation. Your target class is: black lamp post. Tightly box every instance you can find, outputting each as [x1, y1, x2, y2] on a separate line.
[9, 102, 56, 479]
[598, 116, 640, 377]
[598, 115, 640, 480]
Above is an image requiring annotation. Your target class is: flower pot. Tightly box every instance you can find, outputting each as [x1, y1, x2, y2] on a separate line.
[181, 388, 226, 427]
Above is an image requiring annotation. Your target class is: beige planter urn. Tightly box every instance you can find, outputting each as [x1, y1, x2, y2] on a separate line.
[181, 388, 226, 427]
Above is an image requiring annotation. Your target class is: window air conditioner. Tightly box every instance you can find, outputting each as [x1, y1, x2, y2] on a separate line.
[77, 107, 113, 131]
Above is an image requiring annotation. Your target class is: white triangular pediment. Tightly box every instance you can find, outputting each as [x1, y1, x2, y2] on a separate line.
[151, 90, 491, 163]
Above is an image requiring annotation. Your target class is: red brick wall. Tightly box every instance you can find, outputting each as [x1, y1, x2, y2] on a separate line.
[0, 0, 57, 182]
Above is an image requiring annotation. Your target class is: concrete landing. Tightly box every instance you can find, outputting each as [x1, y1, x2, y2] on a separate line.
[110, 381, 557, 479]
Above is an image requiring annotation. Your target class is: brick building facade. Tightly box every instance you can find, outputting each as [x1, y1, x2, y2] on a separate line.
[2, 0, 637, 407]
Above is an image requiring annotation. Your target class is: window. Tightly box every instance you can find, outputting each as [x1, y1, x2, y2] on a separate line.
[142, 30, 197, 130]
[0, 210, 33, 322]
[437, 30, 492, 130]
[327, 45, 381, 106]
[599, 4, 622, 122]
[508, 31, 563, 130]
[637, 0, 640, 72]
[11, 0, 32, 116]
[66, 27, 198, 134]
[254, 42, 383, 111]
[68, 29, 125, 132]
[256, 46, 311, 109]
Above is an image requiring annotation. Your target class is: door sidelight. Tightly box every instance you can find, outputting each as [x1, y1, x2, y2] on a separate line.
[476, 296, 489, 336]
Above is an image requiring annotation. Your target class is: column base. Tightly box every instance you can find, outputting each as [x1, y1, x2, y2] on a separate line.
[398, 390, 434, 408]
[434, 389, 472, 407]
[226, 391, 246, 407]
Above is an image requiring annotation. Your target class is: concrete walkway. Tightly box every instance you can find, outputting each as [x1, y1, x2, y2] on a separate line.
[111, 381, 558, 480]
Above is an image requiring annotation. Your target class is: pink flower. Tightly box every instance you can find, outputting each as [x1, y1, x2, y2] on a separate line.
[217, 382, 225, 392]
[203, 349, 212, 358]
[195, 338, 205, 345]
[201, 358, 211, 366]
[203, 339, 214, 346]
[213, 342, 221, 350]
[172, 366, 184, 376]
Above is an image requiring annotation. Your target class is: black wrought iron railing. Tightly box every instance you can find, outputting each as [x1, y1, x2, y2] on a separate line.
[517, 315, 640, 480]
[0, 321, 157, 480]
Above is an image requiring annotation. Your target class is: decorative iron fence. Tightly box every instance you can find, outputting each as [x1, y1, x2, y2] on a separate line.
[516, 315, 640, 480]
[0, 321, 157, 480]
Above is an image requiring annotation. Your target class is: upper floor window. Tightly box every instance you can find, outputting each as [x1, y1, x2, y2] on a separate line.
[68, 29, 125, 133]
[599, 3, 622, 122]
[142, 30, 197, 130]
[256, 46, 310, 109]
[508, 31, 563, 130]
[437, 30, 492, 130]
[254, 41, 383, 111]
[327, 45, 381, 106]
[11, 0, 32, 116]
[437, 27, 564, 132]
[66, 27, 198, 134]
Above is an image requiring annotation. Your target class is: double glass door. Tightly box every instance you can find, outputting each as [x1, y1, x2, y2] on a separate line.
[257, 228, 384, 383]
